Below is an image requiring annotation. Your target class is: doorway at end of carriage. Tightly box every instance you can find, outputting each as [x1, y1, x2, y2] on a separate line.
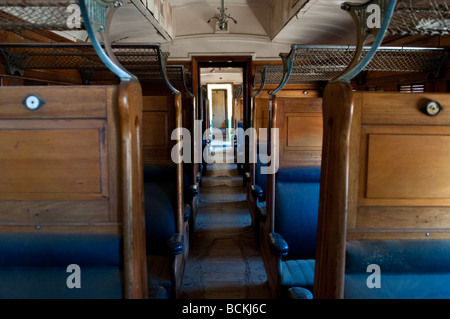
[170, 122, 280, 174]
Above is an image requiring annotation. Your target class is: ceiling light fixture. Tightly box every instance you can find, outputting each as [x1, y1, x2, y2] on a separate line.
[207, 0, 237, 31]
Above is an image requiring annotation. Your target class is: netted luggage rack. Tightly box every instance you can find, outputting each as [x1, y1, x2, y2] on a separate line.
[0, 0, 136, 81]
[269, 45, 447, 94]
[0, 43, 192, 94]
[387, 0, 450, 36]
[252, 63, 323, 98]
[0, 0, 81, 30]
[332, 0, 450, 82]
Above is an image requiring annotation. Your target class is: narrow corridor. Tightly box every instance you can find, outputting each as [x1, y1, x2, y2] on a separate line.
[181, 144, 271, 299]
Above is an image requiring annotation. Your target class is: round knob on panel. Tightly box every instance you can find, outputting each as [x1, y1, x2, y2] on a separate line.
[23, 95, 44, 111]
[425, 100, 443, 117]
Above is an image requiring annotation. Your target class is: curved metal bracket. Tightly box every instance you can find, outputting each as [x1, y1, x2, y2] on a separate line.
[252, 67, 267, 98]
[158, 49, 180, 95]
[182, 68, 194, 98]
[332, 0, 397, 83]
[270, 46, 295, 95]
[79, 0, 136, 82]
[0, 48, 29, 76]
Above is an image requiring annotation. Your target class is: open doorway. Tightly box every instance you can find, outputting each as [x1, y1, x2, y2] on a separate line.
[207, 83, 233, 143]
[200, 66, 244, 162]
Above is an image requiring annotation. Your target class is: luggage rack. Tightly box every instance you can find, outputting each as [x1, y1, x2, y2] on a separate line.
[0, 0, 80, 30]
[0, 43, 190, 94]
[0, 0, 135, 81]
[252, 63, 325, 98]
[388, 0, 450, 36]
[270, 44, 447, 94]
[332, 0, 450, 82]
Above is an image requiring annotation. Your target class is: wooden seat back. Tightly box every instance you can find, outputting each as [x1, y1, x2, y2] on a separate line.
[0, 82, 147, 298]
[314, 82, 450, 298]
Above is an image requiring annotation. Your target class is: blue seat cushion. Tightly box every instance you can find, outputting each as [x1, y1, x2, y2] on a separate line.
[0, 232, 122, 299]
[0, 267, 122, 299]
[345, 240, 450, 299]
[275, 166, 320, 259]
[281, 259, 315, 292]
[254, 145, 268, 201]
[287, 287, 313, 299]
[0, 232, 121, 267]
[144, 165, 178, 254]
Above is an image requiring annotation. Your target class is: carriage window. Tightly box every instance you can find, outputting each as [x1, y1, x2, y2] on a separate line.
[399, 83, 425, 93]
[367, 86, 384, 92]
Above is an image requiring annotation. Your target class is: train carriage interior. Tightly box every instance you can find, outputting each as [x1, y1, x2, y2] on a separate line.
[0, 0, 450, 306]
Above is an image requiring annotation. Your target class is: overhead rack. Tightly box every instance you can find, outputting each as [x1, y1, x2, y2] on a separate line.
[330, 0, 450, 83]
[270, 45, 447, 94]
[0, 0, 137, 81]
[0, 0, 81, 30]
[0, 43, 191, 94]
[388, 0, 450, 35]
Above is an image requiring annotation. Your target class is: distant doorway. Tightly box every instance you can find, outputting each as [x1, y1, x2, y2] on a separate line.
[207, 83, 233, 142]
[211, 89, 227, 130]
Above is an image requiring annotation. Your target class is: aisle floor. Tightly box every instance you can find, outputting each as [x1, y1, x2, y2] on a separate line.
[180, 159, 271, 299]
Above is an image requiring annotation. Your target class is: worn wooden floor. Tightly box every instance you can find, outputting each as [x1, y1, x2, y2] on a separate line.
[180, 146, 271, 299]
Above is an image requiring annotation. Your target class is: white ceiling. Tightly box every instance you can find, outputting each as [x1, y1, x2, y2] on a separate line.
[60, 0, 363, 55]
[56, 0, 367, 83]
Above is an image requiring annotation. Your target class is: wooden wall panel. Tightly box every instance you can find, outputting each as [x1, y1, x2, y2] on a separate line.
[286, 114, 322, 148]
[347, 91, 450, 240]
[143, 113, 168, 147]
[278, 97, 323, 166]
[142, 95, 174, 164]
[366, 134, 450, 200]
[0, 85, 120, 231]
[0, 128, 104, 196]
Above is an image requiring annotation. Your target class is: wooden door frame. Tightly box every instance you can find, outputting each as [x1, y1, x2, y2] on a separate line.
[192, 55, 252, 171]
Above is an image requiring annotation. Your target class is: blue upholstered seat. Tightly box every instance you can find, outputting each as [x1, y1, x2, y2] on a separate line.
[254, 143, 268, 202]
[143, 164, 187, 298]
[345, 240, 450, 299]
[0, 232, 123, 299]
[275, 166, 320, 260]
[281, 259, 315, 292]
[144, 165, 178, 254]
[271, 165, 320, 298]
[287, 287, 313, 299]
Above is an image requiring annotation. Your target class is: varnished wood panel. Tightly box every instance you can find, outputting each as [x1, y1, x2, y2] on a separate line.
[356, 206, 450, 229]
[0, 128, 105, 197]
[143, 96, 168, 111]
[361, 92, 450, 125]
[142, 95, 173, 164]
[286, 114, 322, 148]
[366, 134, 450, 200]
[143, 112, 168, 147]
[277, 97, 323, 165]
[0, 86, 107, 118]
[349, 92, 450, 239]
[0, 86, 117, 227]
[0, 200, 110, 222]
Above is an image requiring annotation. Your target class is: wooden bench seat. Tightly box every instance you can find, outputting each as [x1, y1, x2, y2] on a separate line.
[144, 164, 189, 299]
